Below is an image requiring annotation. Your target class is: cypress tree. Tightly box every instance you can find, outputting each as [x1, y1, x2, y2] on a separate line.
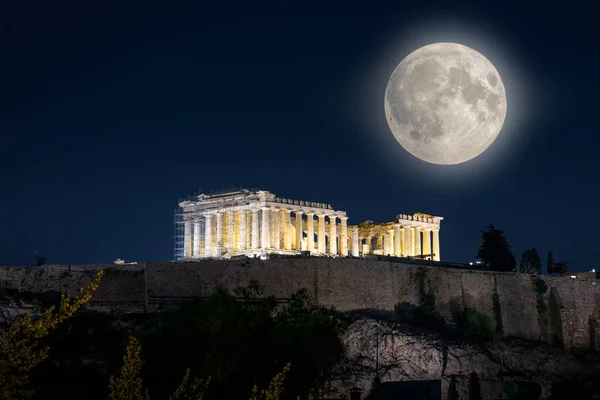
[468, 371, 482, 400]
[520, 248, 542, 274]
[476, 224, 516, 272]
[447, 375, 460, 400]
[547, 251, 554, 274]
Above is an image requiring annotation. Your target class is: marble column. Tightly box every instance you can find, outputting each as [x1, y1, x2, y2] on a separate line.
[306, 213, 315, 252]
[340, 217, 348, 256]
[409, 227, 416, 256]
[283, 210, 292, 250]
[393, 225, 401, 257]
[251, 210, 260, 250]
[376, 235, 383, 252]
[432, 229, 440, 261]
[422, 228, 431, 260]
[273, 209, 281, 249]
[227, 210, 235, 251]
[193, 220, 201, 257]
[329, 215, 337, 255]
[317, 214, 326, 254]
[184, 220, 192, 258]
[404, 226, 411, 256]
[387, 229, 394, 256]
[216, 212, 224, 256]
[239, 210, 247, 251]
[351, 227, 359, 257]
[414, 227, 422, 257]
[399, 227, 405, 256]
[261, 207, 270, 250]
[295, 211, 303, 251]
[204, 214, 213, 256]
[383, 232, 391, 256]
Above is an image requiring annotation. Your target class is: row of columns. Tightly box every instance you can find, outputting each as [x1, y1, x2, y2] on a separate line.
[358, 226, 440, 261]
[183, 207, 351, 258]
[183, 211, 439, 261]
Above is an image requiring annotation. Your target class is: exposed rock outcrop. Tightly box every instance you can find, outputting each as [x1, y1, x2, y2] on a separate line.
[326, 318, 600, 399]
[0, 292, 43, 325]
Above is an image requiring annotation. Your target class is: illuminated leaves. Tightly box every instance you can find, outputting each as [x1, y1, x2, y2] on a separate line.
[0, 270, 104, 399]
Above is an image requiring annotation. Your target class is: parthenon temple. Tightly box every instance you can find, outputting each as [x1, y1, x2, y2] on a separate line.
[175, 189, 442, 261]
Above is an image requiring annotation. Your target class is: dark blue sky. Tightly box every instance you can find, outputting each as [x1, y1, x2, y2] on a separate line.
[1, 1, 597, 270]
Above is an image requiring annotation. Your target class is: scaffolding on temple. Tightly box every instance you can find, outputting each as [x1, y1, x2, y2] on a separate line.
[174, 187, 259, 260]
[173, 209, 184, 261]
[174, 191, 202, 261]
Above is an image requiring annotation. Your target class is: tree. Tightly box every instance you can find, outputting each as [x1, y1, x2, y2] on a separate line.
[468, 372, 482, 400]
[109, 337, 149, 400]
[0, 270, 104, 400]
[141, 282, 348, 400]
[476, 224, 516, 272]
[553, 262, 569, 274]
[447, 375, 460, 400]
[518, 248, 542, 274]
[547, 251, 554, 274]
[108, 336, 309, 400]
[109, 336, 210, 400]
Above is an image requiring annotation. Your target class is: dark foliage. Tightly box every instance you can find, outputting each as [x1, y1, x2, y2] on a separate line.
[468, 372, 482, 400]
[533, 277, 548, 295]
[29, 313, 146, 400]
[530, 279, 549, 323]
[476, 224, 516, 272]
[552, 262, 569, 274]
[518, 248, 541, 274]
[456, 309, 498, 341]
[547, 251, 554, 274]
[415, 292, 447, 332]
[140, 281, 349, 400]
[447, 375, 459, 400]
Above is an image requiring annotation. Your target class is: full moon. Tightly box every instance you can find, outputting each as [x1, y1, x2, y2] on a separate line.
[384, 42, 507, 165]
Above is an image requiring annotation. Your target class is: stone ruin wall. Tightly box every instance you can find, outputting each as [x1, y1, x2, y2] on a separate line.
[0, 258, 599, 350]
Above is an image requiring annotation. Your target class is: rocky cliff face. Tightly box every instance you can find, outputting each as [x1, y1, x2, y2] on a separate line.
[325, 318, 600, 399]
[1, 290, 599, 400]
[0, 291, 43, 325]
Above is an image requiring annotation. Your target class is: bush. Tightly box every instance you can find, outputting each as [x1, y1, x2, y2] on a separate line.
[415, 292, 447, 332]
[533, 277, 548, 295]
[0, 270, 104, 399]
[141, 282, 348, 400]
[458, 309, 498, 340]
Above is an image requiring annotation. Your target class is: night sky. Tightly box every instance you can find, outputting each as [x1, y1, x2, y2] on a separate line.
[1, 2, 597, 270]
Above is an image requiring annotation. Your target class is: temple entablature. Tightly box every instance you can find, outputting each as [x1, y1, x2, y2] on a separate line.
[396, 213, 443, 229]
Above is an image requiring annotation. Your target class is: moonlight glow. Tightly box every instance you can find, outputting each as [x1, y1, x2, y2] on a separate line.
[384, 42, 507, 165]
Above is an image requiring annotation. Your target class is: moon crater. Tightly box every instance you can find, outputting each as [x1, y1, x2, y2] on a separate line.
[384, 42, 507, 165]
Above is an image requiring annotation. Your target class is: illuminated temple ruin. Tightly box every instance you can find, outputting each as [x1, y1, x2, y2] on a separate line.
[174, 189, 442, 261]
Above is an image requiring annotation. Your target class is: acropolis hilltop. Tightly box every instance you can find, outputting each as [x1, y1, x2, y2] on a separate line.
[175, 188, 443, 261]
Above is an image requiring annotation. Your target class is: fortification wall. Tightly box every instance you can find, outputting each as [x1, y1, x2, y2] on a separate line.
[0, 259, 598, 350]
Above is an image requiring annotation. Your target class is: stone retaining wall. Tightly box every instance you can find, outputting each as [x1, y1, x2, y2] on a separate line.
[1, 259, 598, 350]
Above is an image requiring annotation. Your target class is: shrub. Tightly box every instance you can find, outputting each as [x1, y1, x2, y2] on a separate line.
[0, 270, 104, 399]
[468, 371, 483, 400]
[415, 292, 446, 331]
[533, 277, 548, 295]
[141, 282, 347, 399]
[458, 309, 498, 340]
